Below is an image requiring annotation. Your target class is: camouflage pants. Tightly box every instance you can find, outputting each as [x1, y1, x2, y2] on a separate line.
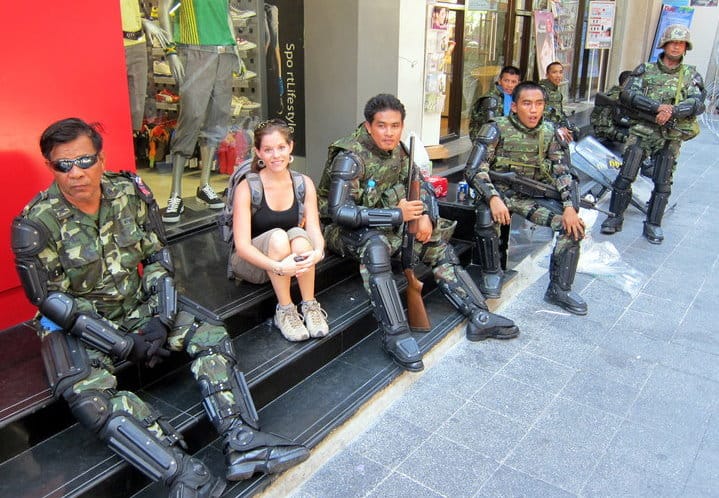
[500, 194, 580, 258]
[60, 306, 232, 441]
[324, 218, 470, 300]
[624, 126, 682, 169]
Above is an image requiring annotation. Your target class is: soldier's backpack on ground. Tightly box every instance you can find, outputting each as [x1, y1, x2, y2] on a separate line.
[217, 159, 306, 280]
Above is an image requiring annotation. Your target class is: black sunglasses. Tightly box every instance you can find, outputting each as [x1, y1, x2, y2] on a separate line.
[49, 154, 99, 173]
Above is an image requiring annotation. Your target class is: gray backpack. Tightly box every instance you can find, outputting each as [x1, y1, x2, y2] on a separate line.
[217, 159, 306, 280]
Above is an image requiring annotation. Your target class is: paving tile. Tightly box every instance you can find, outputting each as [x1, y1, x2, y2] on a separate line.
[477, 464, 576, 498]
[500, 351, 575, 394]
[598, 420, 699, 482]
[414, 352, 495, 400]
[612, 307, 680, 342]
[580, 347, 653, 389]
[525, 321, 598, 367]
[471, 374, 555, 425]
[504, 428, 599, 494]
[682, 439, 719, 497]
[349, 413, 432, 469]
[397, 434, 498, 498]
[437, 401, 530, 461]
[384, 377, 467, 433]
[533, 397, 623, 452]
[628, 365, 718, 442]
[582, 451, 686, 498]
[560, 369, 639, 417]
[297, 450, 389, 498]
[366, 472, 443, 498]
[444, 339, 521, 376]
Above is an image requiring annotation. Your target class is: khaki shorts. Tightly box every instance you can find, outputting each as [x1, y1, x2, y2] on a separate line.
[230, 227, 312, 284]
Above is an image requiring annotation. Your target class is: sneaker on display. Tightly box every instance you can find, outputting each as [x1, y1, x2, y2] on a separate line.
[230, 7, 256, 20]
[155, 89, 180, 103]
[274, 303, 310, 342]
[196, 184, 224, 209]
[301, 300, 329, 338]
[236, 38, 257, 51]
[153, 60, 173, 76]
[162, 195, 184, 223]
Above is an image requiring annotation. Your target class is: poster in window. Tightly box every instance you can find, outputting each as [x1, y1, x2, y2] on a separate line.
[586, 1, 615, 49]
[534, 11, 556, 76]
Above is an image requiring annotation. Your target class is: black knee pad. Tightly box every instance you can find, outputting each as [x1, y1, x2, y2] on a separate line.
[67, 389, 112, 433]
[362, 237, 392, 274]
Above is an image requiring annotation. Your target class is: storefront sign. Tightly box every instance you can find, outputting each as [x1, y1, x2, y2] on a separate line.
[586, 1, 615, 49]
[265, 0, 306, 155]
[649, 5, 694, 62]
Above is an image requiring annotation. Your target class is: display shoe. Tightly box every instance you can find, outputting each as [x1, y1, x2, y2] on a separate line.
[236, 37, 257, 50]
[274, 303, 310, 342]
[153, 60, 173, 76]
[196, 184, 224, 209]
[155, 88, 180, 103]
[162, 195, 184, 223]
[230, 7, 257, 21]
[301, 300, 329, 338]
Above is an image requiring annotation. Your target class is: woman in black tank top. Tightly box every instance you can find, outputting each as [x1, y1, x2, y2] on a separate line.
[231, 119, 329, 342]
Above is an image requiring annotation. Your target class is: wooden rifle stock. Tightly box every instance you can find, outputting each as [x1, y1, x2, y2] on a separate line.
[403, 134, 431, 332]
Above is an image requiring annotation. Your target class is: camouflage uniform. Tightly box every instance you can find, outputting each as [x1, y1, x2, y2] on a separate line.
[13, 171, 307, 491]
[600, 53, 704, 243]
[539, 78, 572, 130]
[590, 84, 632, 144]
[466, 114, 587, 314]
[20, 172, 228, 435]
[469, 84, 507, 142]
[317, 125, 518, 371]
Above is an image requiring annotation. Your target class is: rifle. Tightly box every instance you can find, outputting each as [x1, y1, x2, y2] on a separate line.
[594, 92, 692, 137]
[488, 170, 616, 218]
[401, 134, 431, 332]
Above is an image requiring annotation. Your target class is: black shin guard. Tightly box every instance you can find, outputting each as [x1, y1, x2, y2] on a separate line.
[545, 242, 587, 315]
[473, 202, 503, 297]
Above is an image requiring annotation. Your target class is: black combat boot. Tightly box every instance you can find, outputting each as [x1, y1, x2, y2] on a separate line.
[196, 340, 310, 481]
[643, 190, 670, 244]
[168, 450, 226, 498]
[600, 189, 631, 235]
[436, 247, 519, 341]
[543, 244, 587, 315]
[381, 323, 424, 372]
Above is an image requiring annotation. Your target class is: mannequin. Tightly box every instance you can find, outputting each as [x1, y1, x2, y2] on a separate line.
[159, 0, 246, 223]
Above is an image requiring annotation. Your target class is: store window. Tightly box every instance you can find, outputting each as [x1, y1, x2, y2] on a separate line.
[123, 0, 305, 236]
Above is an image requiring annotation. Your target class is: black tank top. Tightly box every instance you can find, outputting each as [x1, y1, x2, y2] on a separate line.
[250, 181, 300, 238]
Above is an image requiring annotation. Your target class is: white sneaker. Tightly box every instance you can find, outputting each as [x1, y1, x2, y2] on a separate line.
[301, 300, 329, 338]
[274, 303, 309, 342]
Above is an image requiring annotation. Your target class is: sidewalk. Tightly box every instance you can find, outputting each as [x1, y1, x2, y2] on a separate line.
[281, 126, 719, 498]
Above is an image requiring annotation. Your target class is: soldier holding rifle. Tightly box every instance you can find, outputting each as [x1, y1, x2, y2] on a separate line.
[465, 82, 588, 315]
[318, 94, 518, 372]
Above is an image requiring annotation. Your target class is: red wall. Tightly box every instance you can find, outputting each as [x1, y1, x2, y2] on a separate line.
[0, 3, 135, 328]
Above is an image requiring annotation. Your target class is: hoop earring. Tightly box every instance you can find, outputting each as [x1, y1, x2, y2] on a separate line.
[257, 159, 265, 168]
[288, 155, 294, 164]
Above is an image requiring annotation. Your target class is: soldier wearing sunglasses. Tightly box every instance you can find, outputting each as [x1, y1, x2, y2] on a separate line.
[11, 118, 309, 498]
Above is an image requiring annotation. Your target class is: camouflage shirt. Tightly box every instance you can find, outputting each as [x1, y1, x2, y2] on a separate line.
[469, 85, 508, 142]
[317, 124, 433, 222]
[624, 56, 704, 140]
[590, 84, 631, 143]
[19, 172, 168, 321]
[539, 78, 570, 129]
[470, 115, 574, 209]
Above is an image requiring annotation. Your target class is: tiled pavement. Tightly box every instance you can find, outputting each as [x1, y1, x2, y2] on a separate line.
[283, 125, 719, 498]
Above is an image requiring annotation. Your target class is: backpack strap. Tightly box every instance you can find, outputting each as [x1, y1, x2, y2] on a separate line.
[290, 170, 306, 226]
[121, 170, 167, 244]
[245, 172, 263, 215]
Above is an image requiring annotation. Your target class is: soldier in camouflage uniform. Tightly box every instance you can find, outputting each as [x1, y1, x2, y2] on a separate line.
[539, 62, 579, 143]
[465, 82, 588, 315]
[469, 65, 521, 142]
[10, 118, 308, 498]
[600, 25, 705, 244]
[590, 70, 633, 145]
[317, 94, 519, 372]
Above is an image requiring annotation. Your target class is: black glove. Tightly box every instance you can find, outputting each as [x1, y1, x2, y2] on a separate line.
[128, 317, 171, 367]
